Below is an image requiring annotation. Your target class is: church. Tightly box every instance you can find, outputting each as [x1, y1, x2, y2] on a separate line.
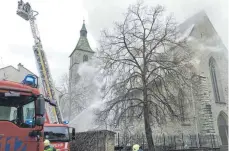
[156, 11, 228, 149]
[67, 11, 228, 150]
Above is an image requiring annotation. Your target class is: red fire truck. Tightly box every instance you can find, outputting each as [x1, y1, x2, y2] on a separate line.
[0, 74, 76, 151]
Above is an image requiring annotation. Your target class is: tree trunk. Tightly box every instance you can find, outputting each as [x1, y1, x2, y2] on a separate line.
[143, 99, 155, 151]
[142, 43, 155, 150]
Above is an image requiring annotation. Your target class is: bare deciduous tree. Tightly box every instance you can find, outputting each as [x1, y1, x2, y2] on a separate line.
[58, 73, 85, 120]
[58, 72, 95, 120]
[96, 2, 194, 150]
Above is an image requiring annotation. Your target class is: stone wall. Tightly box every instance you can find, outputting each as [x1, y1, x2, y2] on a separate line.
[198, 77, 215, 134]
[198, 50, 228, 139]
[70, 130, 115, 151]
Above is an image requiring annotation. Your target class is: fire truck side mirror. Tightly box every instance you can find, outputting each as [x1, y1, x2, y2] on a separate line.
[36, 95, 45, 116]
[35, 117, 45, 126]
[72, 128, 76, 140]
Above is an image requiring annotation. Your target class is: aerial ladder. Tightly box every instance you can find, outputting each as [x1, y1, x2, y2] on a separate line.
[16, 0, 62, 124]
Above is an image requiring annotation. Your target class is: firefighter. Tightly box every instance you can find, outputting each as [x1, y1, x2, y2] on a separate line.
[44, 139, 56, 151]
[133, 144, 140, 151]
[133, 144, 143, 151]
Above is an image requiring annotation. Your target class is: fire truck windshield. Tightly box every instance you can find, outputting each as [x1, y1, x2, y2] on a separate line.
[44, 126, 70, 142]
[0, 95, 35, 128]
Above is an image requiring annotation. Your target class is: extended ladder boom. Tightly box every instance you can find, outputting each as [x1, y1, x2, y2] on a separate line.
[16, 0, 62, 124]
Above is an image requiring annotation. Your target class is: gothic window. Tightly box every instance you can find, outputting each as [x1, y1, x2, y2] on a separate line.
[83, 55, 88, 62]
[178, 89, 185, 122]
[209, 57, 221, 102]
[218, 111, 228, 145]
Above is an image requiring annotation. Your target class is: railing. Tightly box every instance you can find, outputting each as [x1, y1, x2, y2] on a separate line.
[114, 133, 221, 151]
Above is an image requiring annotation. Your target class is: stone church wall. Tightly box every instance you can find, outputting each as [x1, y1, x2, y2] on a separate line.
[70, 130, 115, 151]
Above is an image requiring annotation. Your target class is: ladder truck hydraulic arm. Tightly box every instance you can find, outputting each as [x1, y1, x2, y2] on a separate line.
[16, 0, 62, 124]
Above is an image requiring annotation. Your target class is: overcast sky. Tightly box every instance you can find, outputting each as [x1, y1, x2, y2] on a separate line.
[0, 0, 227, 83]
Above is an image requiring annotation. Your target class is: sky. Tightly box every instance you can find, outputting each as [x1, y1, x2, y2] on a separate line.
[0, 0, 227, 84]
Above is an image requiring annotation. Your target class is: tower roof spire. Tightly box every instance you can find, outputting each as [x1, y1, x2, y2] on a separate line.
[80, 20, 87, 37]
[69, 20, 94, 57]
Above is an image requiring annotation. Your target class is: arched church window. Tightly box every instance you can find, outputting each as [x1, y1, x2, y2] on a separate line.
[83, 55, 88, 62]
[218, 111, 228, 145]
[209, 57, 221, 102]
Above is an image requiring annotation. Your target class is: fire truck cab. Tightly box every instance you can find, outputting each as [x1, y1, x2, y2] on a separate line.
[44, 123, 75, 151]
[41, 89, 76, 151]
[0, 75, 46, 151]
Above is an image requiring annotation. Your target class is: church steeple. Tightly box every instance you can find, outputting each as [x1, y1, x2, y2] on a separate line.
[80, 20, 87, 37]
[69, 20, 94, 57]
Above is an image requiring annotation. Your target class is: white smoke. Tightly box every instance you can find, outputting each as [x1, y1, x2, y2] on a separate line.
[68, 57, 105, 132]
[69, 95, 103, 132]
[187, 35, 226, 69]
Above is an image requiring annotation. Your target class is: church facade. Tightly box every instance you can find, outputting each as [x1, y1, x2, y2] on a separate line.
[149, 11, 228, 149]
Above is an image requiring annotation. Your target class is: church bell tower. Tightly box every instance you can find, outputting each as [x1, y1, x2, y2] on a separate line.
[69, 20, 94, 84]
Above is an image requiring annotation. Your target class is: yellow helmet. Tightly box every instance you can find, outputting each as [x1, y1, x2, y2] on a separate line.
[133, 144, 140, 151]
[44, 139, 50, 147]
